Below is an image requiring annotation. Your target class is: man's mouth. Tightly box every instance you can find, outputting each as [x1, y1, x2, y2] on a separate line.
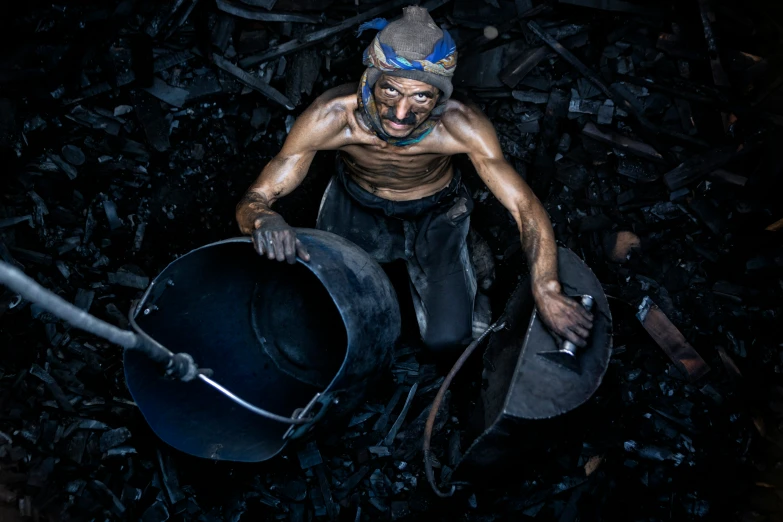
[384, 120, 412, 130]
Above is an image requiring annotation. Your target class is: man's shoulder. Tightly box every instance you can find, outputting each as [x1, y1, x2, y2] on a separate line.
[309, 83, 358, 114]
[439, 99, 491, 140]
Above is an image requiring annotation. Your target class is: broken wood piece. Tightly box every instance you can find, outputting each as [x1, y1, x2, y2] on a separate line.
[710, 169, 747, 186]
[697, 0, 730, 88]
[373, 384, 406, 432]
[143, 0, 187, 38]
[315, 464, 339, 520]
[712, 280, 758, 302]
[716, 346, 742, 379]
[238, 0, 411, 67]
[615, 74, 720, 107]
[161, 0, 200, 41]
[584, 455, 604, 476]
[656, 33, 704, 61]
[130, 91, 171, 152]
[602, 230, 640, 263]
[216, 0, 320, 23]
[616, 158, 659, 183]
[675, 98, 697, 135]
[29, 364, 74, 412]
[512, 91, 550, 104]
[238, 0, 276, 8]
[688, 194, 725, 235]
[766, 217, 783, 232]
[0, 216, 33, 229]
[582, 122, 665, 164]
[9, 247, 52, 266]
[211, 54, 294, 110]
[555, 162, 590, 189]
[557, 0, 662, 16]
[532, 88, 569, 197]
[108, 271, 150, 290]
[382, 382, 419, 446]
[663, 143, 748, 191]
[500, 46, 552, 89]
[48, 154, 78, 179]
[636, 296, 710, 382]
[143, 77, 190, 108]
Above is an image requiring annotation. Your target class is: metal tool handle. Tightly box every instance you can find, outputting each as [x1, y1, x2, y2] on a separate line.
[0, 261, 311, 426]
[562, 294, 595, 354]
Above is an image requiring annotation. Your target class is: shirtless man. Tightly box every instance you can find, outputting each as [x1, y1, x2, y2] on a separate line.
[236, 6, 593, 354]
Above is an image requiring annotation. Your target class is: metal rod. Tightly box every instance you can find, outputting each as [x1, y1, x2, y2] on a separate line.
[0, 260, 310, 426]
[198, 374, 310, 425]
[0, 261, 140, 349]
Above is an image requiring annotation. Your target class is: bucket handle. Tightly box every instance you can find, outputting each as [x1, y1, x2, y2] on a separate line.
[0, 261, 312, 426]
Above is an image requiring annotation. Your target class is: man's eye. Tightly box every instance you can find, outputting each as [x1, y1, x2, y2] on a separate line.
[414, 94, 427, 101]
[385, 87, 397, 94]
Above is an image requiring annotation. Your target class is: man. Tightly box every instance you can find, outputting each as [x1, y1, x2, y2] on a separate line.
[236, 6, 593, 355]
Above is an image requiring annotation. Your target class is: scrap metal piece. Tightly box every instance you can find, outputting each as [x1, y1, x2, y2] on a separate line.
[455, 247, 612, 477]
[663, 142, 751, 191]
[238, 0, 415, 67]
[216, 0, 320, 23]
[212, 54, 294, 110]
[636, 296, 710, 382]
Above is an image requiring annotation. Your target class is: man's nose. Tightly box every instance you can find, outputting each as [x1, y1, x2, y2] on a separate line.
[395, 99, 411, 121]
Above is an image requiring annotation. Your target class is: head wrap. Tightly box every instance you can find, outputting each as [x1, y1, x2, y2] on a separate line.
[356, 6, 458, 146]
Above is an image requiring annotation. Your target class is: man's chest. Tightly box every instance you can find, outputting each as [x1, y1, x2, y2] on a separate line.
[339, 141, 449, 176]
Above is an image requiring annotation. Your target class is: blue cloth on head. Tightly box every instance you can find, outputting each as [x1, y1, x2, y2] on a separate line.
[356, 18, 389, 36]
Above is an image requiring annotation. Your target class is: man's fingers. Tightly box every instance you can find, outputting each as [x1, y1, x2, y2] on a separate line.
[563, 328, 588, 347]
[264, 231, 277, 260]
[272, 232, 286, 262]
[283, 233, 296, 264]
[295, 239, 310, 262]
[573, 309, 593, 329]
[252, 231, 266, 256]
[571, 323, 591, 339]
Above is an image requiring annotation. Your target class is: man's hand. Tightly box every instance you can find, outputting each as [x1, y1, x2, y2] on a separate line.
[252, 214, 311, 264]
[534, 281, 594, 347]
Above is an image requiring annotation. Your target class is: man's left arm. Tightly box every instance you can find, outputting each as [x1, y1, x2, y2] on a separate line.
[443, 105, 593, 346]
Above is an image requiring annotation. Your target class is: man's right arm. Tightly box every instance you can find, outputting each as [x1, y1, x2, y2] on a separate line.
[236, 91, 348, 262]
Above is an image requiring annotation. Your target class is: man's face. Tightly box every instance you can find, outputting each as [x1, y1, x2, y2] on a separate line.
[372, 74, 440, 138]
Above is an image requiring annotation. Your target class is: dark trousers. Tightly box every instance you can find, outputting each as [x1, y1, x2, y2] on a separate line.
[316, 158, 477, 352]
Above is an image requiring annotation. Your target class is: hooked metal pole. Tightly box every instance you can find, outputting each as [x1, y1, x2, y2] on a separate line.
[0, 261, 311, 426]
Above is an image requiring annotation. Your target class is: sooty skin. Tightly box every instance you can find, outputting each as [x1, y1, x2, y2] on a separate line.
[235, 76, 593, 347]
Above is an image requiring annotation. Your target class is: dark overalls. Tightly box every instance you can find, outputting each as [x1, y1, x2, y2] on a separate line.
[316, 155, 478, 352]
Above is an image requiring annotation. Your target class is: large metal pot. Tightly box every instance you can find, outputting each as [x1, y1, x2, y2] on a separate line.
[125, 230, 401, 462]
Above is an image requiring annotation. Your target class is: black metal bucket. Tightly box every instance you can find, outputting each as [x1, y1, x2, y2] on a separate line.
[454, 247, 613, 477]
[125, 230, 401, 463]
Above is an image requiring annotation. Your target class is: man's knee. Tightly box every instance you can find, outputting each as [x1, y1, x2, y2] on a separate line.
[422, 326, 472, 353]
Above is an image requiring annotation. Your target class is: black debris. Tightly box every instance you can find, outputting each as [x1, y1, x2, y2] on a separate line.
[1, 0, 782, 521]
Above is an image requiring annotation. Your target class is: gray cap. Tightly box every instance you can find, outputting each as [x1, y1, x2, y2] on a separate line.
[364, 6, 455, 102]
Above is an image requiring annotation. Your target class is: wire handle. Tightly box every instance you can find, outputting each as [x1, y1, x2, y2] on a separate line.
[422, 319, 506, 498]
